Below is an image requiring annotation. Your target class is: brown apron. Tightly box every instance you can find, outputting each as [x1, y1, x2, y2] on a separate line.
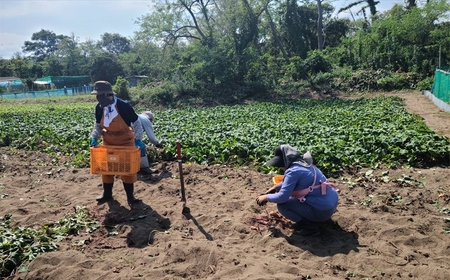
[100, 105, 137, 184]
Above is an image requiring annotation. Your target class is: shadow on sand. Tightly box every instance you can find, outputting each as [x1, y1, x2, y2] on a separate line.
[100, 198, 171, 248]
[268, 219, 361, 256]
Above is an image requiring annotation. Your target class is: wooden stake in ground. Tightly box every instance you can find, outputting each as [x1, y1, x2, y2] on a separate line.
[176, 140, 189, 213]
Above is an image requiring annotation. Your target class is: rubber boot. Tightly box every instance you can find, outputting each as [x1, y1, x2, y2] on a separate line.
[139, 156, 157, 175]
[123, 183, 141, 204]
[96, 183, 113, 202]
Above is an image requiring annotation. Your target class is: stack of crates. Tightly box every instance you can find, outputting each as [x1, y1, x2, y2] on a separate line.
[90, 145, 140, 175]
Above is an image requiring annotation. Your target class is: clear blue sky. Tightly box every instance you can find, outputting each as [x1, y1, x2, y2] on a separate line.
[0, 0, 404, 59]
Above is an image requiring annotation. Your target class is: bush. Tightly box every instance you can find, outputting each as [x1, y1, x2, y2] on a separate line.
[150, 87, 175, 107]
[301, 50, 332, 75]
[311, 72, 334, 92]
[377, 73, 409, 91]
[113, 76, 131, 101]
[330, 66, 353, 91]
[416, 76, 434, 91]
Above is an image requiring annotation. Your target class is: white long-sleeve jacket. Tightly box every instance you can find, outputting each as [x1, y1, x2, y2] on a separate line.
[137, 114, 160, 145]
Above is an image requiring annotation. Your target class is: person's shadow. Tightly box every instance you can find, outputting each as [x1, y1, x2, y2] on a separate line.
[268, 219, 361, 256]
[103, 199, 171, 247]
[137, 162, 172, 183]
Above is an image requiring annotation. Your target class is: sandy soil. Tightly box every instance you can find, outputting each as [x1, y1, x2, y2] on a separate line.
[1, 91, 449, 280]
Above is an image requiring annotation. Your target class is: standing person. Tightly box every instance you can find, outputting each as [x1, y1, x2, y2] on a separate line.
[136, 110, 165, 175]
[256, 144, 339, 236]
[89, 80, 144, 205]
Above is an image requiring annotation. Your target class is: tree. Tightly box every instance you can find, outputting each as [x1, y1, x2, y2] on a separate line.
[56, 33, 86, 76]
[98, 33, 131, 54]
[135, 0, 216, 47]
[280, 0, 317, 58]
[122, 41, 166, 80]
[89, 53, 125, 84]
[323, 17, 351, 48]
[0, 58, 13, 77]
[338, 0, 380, 20]
[331, 0, 450, 77]
[8, 54, 31, 78]
[22, 29, 68, 61]
[317, 0, 324, 50]
[43, 55, 64, 76]
[405, 0, 417, 10]
[263, 4, 289, 62]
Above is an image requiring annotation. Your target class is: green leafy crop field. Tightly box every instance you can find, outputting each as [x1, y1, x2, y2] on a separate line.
[1, 96, 449, 176]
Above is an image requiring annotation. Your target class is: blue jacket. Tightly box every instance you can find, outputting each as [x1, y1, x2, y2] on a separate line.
[266, 144, 338, 211]
[268, 164, 338, 210]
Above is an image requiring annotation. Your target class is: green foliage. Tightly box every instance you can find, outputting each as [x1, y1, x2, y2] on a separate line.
[0, 207, 99, 277]
[376, 72, 420, 91]
[2, 96, 449, 177]
[295, 51, 333, 90]
[280, 1, 316, 58]
[97, 33, 131, 54]
[311, 71, 334, 92]
[89, 53, 124, 84]
[22, 29, 69, 61]
[301, 51, 333, 75]
[416, 76, 434, 91]
[342, 69, 421, 92]
[148, 84, 176, 107]
[330, 1, 450, 80]
[113, 76, 131, 100]
[0, 102, 93, 167]
[2, 1, 450, 97]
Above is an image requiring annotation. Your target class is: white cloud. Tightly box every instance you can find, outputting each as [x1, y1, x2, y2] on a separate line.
[0, 0, 154, 58]
[0, 33, 26, 59]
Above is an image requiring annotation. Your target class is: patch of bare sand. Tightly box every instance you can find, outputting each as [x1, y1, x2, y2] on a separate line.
[1, 91, 449, 280]
[392, 91, 450, 138]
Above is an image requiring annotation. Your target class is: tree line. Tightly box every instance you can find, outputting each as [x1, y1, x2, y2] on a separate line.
[0, 0, 449, 106]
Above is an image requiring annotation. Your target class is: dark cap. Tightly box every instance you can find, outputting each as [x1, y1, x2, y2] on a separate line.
[265, 146, 285, 168]
[91, 81, 115, 95]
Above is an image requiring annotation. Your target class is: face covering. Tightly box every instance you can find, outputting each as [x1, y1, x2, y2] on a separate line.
[96, 94, 114, 107]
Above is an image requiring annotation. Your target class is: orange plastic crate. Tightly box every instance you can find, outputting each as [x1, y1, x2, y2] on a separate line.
[90, 145, 140, 175]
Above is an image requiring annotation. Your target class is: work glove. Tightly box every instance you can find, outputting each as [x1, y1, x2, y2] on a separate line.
[90, 138, 98, 147]
[256, 195, 268, 206]
[135, 139, 145, 150]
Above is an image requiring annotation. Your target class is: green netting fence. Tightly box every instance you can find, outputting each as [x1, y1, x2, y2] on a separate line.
[35, 76, 91, 88]
[432, 67, 450, 103]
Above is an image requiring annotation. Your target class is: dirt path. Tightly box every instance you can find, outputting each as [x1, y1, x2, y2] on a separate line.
[394, 91, 450, 138]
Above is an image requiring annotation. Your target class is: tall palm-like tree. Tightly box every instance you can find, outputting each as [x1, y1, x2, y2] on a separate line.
[317, 0, 324, 50]
[338, 0, 379, 20]
[406, 0, 417, 9]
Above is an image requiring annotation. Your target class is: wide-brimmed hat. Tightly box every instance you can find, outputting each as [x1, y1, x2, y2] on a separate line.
[142, 111, 154, 122]
[265, 146, 285, 168]
[91, 81, 115, 95]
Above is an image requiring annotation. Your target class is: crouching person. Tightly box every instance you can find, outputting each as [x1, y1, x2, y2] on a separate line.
[257, 144, 339, 236]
